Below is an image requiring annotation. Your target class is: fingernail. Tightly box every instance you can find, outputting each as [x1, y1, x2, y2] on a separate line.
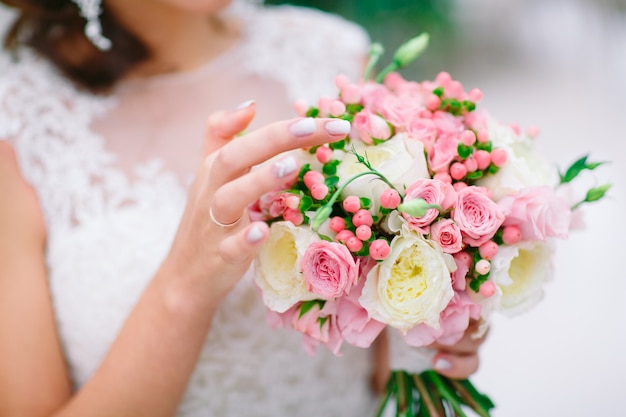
[325, 119, 351, 136]
[234, 100, 255, 111]
[273, 155, 299, 178]
[247, 225, 264, 243]
[289, 118, 317, 137]
[434, 358, 453, 370]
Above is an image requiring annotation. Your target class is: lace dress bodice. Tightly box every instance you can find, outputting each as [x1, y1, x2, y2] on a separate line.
[0, 5, 377, 416]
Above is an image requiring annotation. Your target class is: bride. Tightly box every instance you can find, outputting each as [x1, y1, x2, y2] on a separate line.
[0, 0, 484, 415]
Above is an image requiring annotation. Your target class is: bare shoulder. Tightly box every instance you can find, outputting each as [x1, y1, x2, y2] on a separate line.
[0, 141, 46, 251]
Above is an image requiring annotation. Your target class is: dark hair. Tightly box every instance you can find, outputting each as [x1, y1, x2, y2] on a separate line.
[1, 0, 150, 91]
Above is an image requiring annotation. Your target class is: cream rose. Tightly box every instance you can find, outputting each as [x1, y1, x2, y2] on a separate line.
[359, 231, 455, 331]
[490, 240, 554, 316]
[254, 221, 319, 312]
[336, 134, 429, 209]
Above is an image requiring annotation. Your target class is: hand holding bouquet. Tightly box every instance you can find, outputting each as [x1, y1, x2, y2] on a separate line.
[250, 34, 610, 416]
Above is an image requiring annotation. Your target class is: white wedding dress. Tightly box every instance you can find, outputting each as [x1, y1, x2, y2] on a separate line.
[0, 4, 379, 416]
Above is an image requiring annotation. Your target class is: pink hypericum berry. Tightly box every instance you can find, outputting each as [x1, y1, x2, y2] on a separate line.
[283, 208, 304, 226]
[450, 162, 467, 180]
[491, 148, 508, 167]
[474, 150, 491, 170]
[303, 170, 324, 190]
[380, 189, 401, 209]
[460, 130, 476, 146]
[369, 239, 391, 260]
[475, 259, 491, 275]
[315, 146, 333, 164]
[526, 125, 540, 138]
[509, 123, 521, 135]
[477, 130, 490, 143]
[285, 195, 300, 210]
[330, 100, 346, 117]
[479, 281, 496, 297]
[346, 236, 364, 253]
[335, 74, 350, 89]
[355, 225, 372, 241]
[294, 100, 309, 117]
[341, 84, 362, 104]
[446, 80, 464, 98]
[425, 94, 441, 111]
[464, 156, 478, 173]
[436, 71, 452, 86]
[502, 225, 522, 245]
[335, 229, 355, 244]
[433, 172, 453, 184]
[468, 88, 483, 102]
[352, 209, 373, 227]
[329, 216, 346, 233]
[310, 183, 329, 200]
[479, 241, 499, 260]
[317, 96, 333, 116]
[342, 196, 361, 213]
[453, 182, 468, 192]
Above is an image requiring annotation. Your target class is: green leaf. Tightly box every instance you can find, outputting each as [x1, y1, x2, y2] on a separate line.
[329, 139, 346, 151]
[305, 107, 319, 118]
[345, 104, 364, 114]
[463, 100, 476, 112]
[324, 175, 340, 187]
[308, 145, 320, 155]
[322, 160, 341, 176]
[466, 171, 484, 180]
[299, 195, 313, 212]
[298, 164, 311, 181]
[298, 300, 324, 319]
[487, 164, 499, 175]
[559, 155, 608, 184]
[318, 234, 333, 242]
[359, 197, 372, 209]
[372, 137, 388, 146]
[457, 143, 473, 159]
[432, 87, 444, 97]
[476, 142, 493, 152]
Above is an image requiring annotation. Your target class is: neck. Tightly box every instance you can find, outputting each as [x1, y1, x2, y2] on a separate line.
[106, 1, 238, 78]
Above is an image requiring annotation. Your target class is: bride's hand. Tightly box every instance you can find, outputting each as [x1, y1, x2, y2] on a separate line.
[159, 102, 351, 312]
[429, 320, 489, 379]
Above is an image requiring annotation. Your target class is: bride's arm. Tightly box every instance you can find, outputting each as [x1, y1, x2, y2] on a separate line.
[0, 106, 352, 417]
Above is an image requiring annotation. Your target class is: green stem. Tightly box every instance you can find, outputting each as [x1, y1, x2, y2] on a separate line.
[413, 374, 443, 417]
[449, 380, 492, 417]
[424, 372, 468, 417]
[375, 61, 399, 83]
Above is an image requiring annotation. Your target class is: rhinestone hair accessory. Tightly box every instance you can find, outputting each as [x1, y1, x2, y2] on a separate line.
[71, 0, 112, 50]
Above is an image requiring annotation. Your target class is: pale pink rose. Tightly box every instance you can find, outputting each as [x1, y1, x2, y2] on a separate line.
[406, 117, 438, 152]
[301, 241, 359, 299]
[430, 219, 463, 254]
[403, 291, 481, 347]
[292, 301, 343, 356]
[353, 109, 392, 144]
[403, 179, 457, 234]
[428, 133, 459, 173]
[381, 92, 426, 127]
[451, 253, 471, 291]
[453, 186, 505, 247]
[498, 186, 571, 241]
[256, 191, 289, 218]
[463, 109, 489, 131]
[336, 275, 385, 348]
[361, 82, 391, 114]
[432, 111, 464, 134]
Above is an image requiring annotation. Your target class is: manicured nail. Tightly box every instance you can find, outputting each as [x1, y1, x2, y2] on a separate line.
[234, 100, 255, 111]
[289, 118, 316, 137]
[273, 155, 299, 178]
[325, 119, 351, 135]
[247, 225, 264, 243]
[434, 358, 453, 370]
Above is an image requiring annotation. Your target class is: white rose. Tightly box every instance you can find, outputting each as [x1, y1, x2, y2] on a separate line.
[490, 240, 554, 316]
[359, 230, 455, 331]
[254, 221, 319, 312]
[478, 123, 556, 201]
[336, 134, 430, 208]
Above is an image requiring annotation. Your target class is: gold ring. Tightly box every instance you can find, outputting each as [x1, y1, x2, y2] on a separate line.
[209, 207, 242, 229]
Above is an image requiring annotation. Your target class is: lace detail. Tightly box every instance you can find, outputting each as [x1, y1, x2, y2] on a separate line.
[0, 6, 376, 416]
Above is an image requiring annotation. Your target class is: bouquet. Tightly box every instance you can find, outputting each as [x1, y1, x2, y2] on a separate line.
[250, 34, 610, 416]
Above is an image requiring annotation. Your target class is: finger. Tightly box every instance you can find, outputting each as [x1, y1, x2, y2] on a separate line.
[209, 117, 350, 187]
[202, 100, 257, 157]
[432, 352, 479, 380]
[210, 154, 301, 225]
[219, 221, 270, 264]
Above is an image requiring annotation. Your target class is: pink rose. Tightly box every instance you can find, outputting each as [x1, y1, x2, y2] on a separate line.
[361, 82, 391, 114]
[498, 186, 571, 241]
[336, 275, 385, 348]
[432, 111, 464, 134]
[453, 186, 505, 247]
[301, 241, 359, 299]
[451, 252, 471, 291]
[406, 117, 438, 152]
[403, 291, 481, 347]
[381, 92, 426, 127]
[353, 109, 392, 144]
[430, 219, 463, 254]
[256, 191, 289, 218]
[292, 301, 343, 356]
[427, 133, 459, 173]
[403, 179, 457, 234]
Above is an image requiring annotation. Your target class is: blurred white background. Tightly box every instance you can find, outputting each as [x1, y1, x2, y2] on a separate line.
[1, 0, 624, 416]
